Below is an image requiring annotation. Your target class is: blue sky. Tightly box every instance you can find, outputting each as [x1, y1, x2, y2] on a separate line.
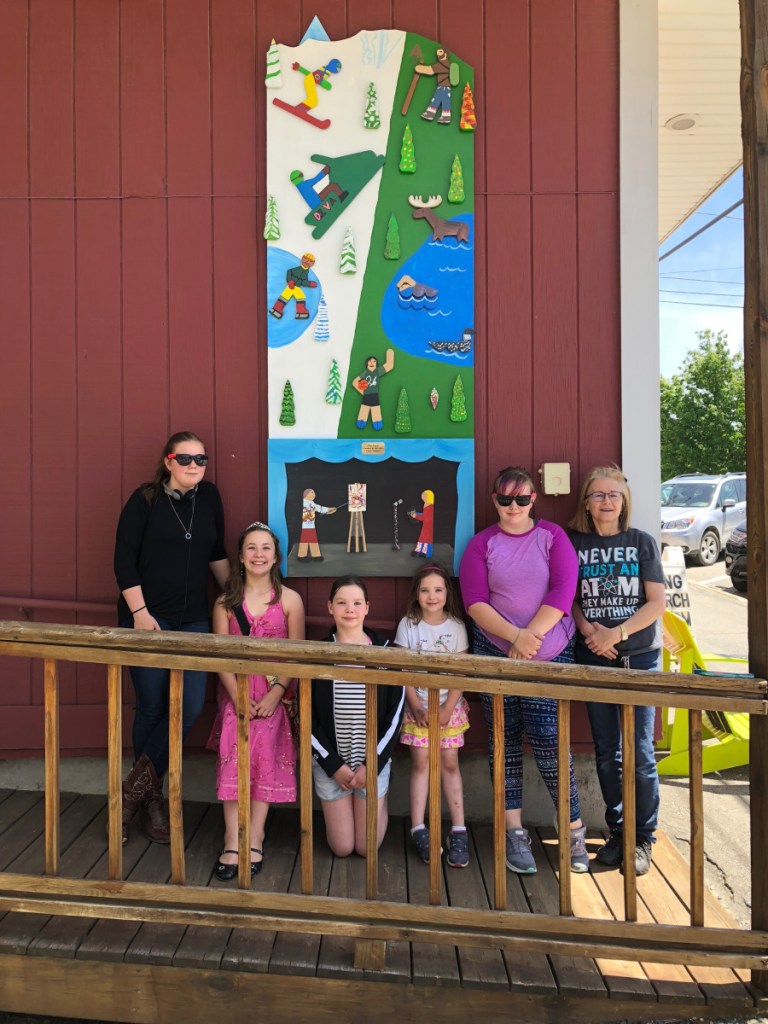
[658, 167, 744, 378]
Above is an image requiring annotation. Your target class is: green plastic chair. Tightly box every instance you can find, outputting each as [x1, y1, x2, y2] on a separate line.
[656, 610, 750, 776]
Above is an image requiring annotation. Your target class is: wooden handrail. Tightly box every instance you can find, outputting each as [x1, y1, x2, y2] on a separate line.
[1, 619, 765, 972]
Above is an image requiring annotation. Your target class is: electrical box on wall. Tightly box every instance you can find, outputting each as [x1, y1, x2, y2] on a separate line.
[539, 463, 571, 496]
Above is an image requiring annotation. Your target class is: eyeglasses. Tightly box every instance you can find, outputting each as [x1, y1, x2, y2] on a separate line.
[168, 453, 209, 467]
[493, 492, 533, 507]
[587, 491, 623, 503]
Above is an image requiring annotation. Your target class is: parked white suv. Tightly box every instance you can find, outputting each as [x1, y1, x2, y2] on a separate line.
[660, 472, 746, 566]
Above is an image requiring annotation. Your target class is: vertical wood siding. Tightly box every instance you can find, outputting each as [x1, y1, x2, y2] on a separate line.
[0, 0, 619, 754]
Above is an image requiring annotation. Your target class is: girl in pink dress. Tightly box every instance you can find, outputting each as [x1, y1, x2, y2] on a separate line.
[209, 523, 305, 880]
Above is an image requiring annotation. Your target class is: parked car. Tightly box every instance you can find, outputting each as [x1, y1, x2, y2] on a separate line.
[660, 472, 746, 566]
[724, 519, 747, 593]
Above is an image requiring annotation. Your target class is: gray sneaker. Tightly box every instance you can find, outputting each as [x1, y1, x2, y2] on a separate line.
[621, 837, 653, 877]
[505, 827, 536, 873]
[569, 824, 589, 873]
[446, 830, 469, 868]
[411, 826, 432, 864]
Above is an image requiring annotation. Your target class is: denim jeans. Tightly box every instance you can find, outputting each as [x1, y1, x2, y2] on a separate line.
[578, 647, 660, 841]
[121, 617, 209, 779]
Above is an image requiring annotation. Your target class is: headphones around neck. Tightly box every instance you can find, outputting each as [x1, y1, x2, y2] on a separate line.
[163, 482, 198, 502]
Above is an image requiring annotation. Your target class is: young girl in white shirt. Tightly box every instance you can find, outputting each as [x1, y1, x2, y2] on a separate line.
[395, 564, 470, 867]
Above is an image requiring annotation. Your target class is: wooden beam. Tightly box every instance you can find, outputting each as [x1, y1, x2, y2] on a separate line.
[43, 659, 59, 877]
[107, 663, 123, 880]
[740, 0, 768, 996]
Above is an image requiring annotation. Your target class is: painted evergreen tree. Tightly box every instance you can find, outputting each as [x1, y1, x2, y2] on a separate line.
[314, 294, 330, 341]
[363, 82, 381, 129]
[399, 124, 416, 173]
[459, 82, 476, 131]
[394, 387, 412, 433]
[279, 380, 296, 426]
[448, 155, 465, 204]
[265, 38, 282, 89]
[263, 194, 280, 240]
[325, 359, 342, 404]
[384, 213, 401, 260]
[339, 227, 357, 274]
[450, 374, 467, 422]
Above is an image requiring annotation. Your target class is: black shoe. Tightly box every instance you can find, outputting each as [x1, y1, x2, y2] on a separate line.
[215, 850, 239, 881]
[250, 847, 263, 877]
[596, 830, 623, 868]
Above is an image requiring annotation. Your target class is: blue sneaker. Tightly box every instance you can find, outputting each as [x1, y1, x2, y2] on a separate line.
[505, 828, 536, 873]
[356, 419, 366, 429]
[411, 826, 432, 864]
[446, 830, 469, 868]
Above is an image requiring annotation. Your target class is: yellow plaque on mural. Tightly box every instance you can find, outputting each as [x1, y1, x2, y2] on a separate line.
[361, 443, 386, 455]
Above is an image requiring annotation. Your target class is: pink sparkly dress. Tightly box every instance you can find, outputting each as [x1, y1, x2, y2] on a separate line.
[207, 595, 297, 803]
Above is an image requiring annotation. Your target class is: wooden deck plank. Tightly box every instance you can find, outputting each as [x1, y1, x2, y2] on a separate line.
[362, 817, 410, 983]
[125, 802, 221, 966]
[473, 823, 557, 994]
[645, 831, 753, 1006]
[405, 820, 461, 988]
[316, 832, 368, 980]
[443, 826, 509, 990]
[172, 804, 233, 969]
[589, 838, 704, 1005]
[0, 792, 47, 863]
[521, 829, 608, 998]
[267, 809, 333, 977]
[0, 793, 94, 954]
[537, 827, 655, 1002]
[219, 807, 298, 973]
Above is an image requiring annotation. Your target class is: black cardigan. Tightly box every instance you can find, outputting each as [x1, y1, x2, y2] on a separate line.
[310, 628, 405, 778]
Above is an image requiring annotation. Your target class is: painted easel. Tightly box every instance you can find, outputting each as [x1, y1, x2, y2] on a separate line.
[347, 509, 367, 552]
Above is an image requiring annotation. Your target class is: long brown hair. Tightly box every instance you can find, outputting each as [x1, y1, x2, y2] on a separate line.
[569, 466, 632, 533]
[221, 523, 284, 611]
[140, 430, 206, 503]
[404, 563, 463, 624]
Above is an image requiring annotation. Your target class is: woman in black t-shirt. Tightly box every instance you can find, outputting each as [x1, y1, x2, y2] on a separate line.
[114, 430, 230, 845]
[569, 466, 665, 877]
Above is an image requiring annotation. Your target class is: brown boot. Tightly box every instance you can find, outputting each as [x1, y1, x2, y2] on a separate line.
[120, 752, 155, 845]
[139, 758, 171, 844]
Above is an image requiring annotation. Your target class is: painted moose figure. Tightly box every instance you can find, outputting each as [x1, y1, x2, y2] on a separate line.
[408, 194, 470, 244]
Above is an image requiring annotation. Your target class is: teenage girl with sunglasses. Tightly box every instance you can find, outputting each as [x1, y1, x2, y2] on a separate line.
[459, 465, 589, 875]
[395, 564, 471, 868]
[114, 431, 230, 845]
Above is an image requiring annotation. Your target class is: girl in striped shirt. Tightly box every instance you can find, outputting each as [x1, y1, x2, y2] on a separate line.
[310, 576, 405, 856]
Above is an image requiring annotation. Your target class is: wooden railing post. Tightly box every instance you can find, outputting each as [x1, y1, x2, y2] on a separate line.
[492, 692, 506, 911]
[428, 685, 442, 907]
[689, 709, 704, 926]
[43, 659, 59, 877]
[106, 663, 123, 880]
[299, 676, 313, 895]
[621, 704, 637, 922]
[236, 672, 251, 890]
[355, 681, 386, 971]
[557, 700, 572, 916]
[168, 668, 185, 885]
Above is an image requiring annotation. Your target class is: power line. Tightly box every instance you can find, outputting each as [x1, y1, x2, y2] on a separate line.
[660, 266, 743, 275]
[659, 199, 744, 262]
[660, 298, 743, 308]
[661, 289, 744, 298]
[659, 277, 744, 286]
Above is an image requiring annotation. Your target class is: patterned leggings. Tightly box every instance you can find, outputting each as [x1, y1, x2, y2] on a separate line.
[474, 627, 582, 820]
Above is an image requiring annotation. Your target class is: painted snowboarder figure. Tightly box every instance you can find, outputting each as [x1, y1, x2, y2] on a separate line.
[409, 490, 435, 558]
[396, 274, 439, 299]
[297, 488, 337, 561]
[272, 58, 341, 130]
[290, 166, 348, 209]
[270, 253, 317, 320]
[352, 349, 395, 430]
[416, 47, 453, 124]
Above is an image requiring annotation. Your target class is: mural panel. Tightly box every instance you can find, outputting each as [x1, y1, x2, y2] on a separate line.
[266, 24, 475, 576]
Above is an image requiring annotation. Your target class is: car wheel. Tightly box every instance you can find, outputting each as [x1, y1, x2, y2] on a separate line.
[694, 530, 720, 566]
[732, 577, 747, 593]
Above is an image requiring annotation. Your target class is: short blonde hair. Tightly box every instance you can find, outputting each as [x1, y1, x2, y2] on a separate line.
[569, 466, 631, 533]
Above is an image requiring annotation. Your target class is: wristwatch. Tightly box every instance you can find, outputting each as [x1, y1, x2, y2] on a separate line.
[619, 622, 628, 643]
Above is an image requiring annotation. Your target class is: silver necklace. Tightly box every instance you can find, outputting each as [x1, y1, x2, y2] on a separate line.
[167, 493, 195, 540]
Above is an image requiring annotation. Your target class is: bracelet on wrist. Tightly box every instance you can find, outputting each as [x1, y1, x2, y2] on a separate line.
[130, 604, 146, 615]
[511, 627, 521, 647]
[268, 677, 287, 692]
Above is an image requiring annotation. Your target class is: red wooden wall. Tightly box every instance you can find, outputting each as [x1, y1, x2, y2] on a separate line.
[0, 0, 619, 755]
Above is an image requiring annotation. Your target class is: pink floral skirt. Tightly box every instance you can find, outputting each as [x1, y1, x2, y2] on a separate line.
[400, 696, 470, 749]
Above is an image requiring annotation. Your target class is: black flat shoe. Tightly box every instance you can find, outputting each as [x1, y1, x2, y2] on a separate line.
[215, 850, 239, 881]
[251, 847, 263, 877]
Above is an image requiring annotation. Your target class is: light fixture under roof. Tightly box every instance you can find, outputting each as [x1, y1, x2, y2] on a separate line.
[665, 113, 699, 132]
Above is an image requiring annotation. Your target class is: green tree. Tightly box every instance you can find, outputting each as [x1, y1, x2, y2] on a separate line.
[450, 374, 467, 422]
[384, 213, 400, 260]
[399, 124, 416, 173]
[279, 380, 296, 426]
[394, 386, 412, 433]
[660, 329, 745, 479]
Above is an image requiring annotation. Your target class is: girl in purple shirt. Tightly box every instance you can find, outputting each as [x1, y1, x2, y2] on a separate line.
[459, 466, 588, 874]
